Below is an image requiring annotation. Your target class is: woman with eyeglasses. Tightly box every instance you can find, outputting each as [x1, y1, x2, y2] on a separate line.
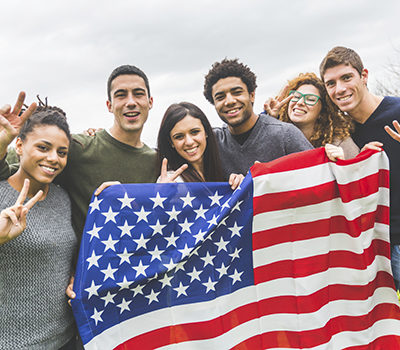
[264, 72, 359, 159]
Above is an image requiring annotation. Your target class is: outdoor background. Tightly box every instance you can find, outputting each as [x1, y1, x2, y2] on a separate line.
[1, 0, 400, 147]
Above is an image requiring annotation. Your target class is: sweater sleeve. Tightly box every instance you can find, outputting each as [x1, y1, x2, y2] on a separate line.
[284, 123, 314, 153]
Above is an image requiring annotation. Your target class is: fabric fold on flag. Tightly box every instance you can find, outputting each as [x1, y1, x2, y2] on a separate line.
[72, 148, 400, 349]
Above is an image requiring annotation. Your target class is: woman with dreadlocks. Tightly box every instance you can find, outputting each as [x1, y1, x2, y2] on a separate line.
[0, 93, 77, 349]
[264, 72, 359, 159]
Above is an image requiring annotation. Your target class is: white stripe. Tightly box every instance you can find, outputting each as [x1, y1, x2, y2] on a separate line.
[85, 255, 396, 349]
[253, 188, 389, 232]
[253, 152, 388, 196]
[253, 222, 389, 268]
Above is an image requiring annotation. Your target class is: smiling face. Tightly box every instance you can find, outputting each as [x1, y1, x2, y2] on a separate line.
[107, 74, 153, 139]
[16, 125, 70, 187]
[323, 64, 368, 116]
[170, 115, 207, 174]
[288, 84, 322, 129]
[211, 77, 257, 134]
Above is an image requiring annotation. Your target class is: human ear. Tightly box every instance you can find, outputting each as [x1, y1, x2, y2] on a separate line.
[15, 137, 23, 156]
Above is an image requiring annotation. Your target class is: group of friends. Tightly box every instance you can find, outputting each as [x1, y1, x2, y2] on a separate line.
[0, 46, 400, 349]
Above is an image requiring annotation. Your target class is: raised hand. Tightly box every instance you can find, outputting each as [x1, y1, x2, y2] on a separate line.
[384, 120, 400, 143]
[0, 92, 37, 158]
[264, 85, 293, 117]
[158, 158, 188, 183]
[0, 179, 43, 245]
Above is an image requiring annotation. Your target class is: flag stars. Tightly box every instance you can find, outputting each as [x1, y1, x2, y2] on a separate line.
[102, 234, 118, 252]
[208, 214, 219, 227]
[150, 220, 166, 235]
[86, 250, 101, 269]
[91, 308, 104, 325]
[179, 218, 194, 233]
[159, 273, 173, 288]
[231, 200, 243, 213]
[229, 247, 242, 261]
[133, 233, 150, 250]
[180, 192, 195, 207]
[214, 237, 229, 252]
[165, 233, 179, 247]
[117, 248, 133, 265]
[187, 266, 202, 282]
[117, 192, 135, 209]
[86, 223, 102, 241]
[117, 298, 131, 313]
[102, 206, 118, 223]
[229, 269, 243, 284]
[100, 263, 117, 281]
[89, 196, 102, 213]
[216, 263, 229, 278]
[193, 229, 207, 244]
[117, 276, 132, 290]
[101, 291, 116, 306]
[194, 204, 207, 219]
[149, 245, 163, 262]
[145, 289, 160, 304]
[117, 220, 134, 237]
[174, 282, 190, 297]
[166, 206, 180, 222]
[150, 192, 167, 209]
[209, 191, 223, 206]
[228, 222, 243, 238]
[201, 252, 216, 267]
[163, 258, 175, 271]
[178, 244, 192, 258]
[203, 277, 217, 293]
[134, 206, 151, 223]
[132, 283, 145, 297]
[85, 280, 101, 299]
[132, 260, 148, 278]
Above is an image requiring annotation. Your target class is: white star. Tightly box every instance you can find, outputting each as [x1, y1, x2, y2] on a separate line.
[89, 196, 102, 213]
[229, 269, 243, 284]
[214, 237, 229, 252]
[193, 229, 207, 244]
[180, 192, 195, 207]
[117, 192, 135, 209]
[179, 218, 194, 233]
[218, 216, 229, 227]
[187, 267, 202, 282]
[132, 283, 145, 297]
[101, 291, 116, 306]
[231, 200, 243, 213]
[201, 251, 215, 267]
[117, 276, 132, 290]
[222, 199, 231, 209]
[173, 282, 189, 297]
[209, 191, 223, 206]
[229, 247, 242, 261]
[228, 222, 243, 238]
[203, 277, 217, 293]
[159, 273, 173, 288]
[102, 206, 118, 223]
[163, 258, 175, 271]
[165, 233, 179, 247]
[134, 206, 151, 223]
[145, 289, 160, 304]
[91, 308, 104, 325]
[86, 223, 102, 241]
[132, 260, 148, 277]
[149, 245, 163, 262]
[117, 298, 131, 313]
[117, 248, 132, 265]
[100, 263, 117, 281]
[101, 234, 118, 252]
[178, 244, 192, 258]
[166, 205, 180, 221]
[175, 261, 186, 272]
[133, 233, 150, 249]
[85, 280, 101, 299]
[86, 250, 101, 269]
[216, 263, 229, 278]
[149, 220, 166, 235]
[207, 214, 219, 227]
[194, 204, 207, 219]
[150, 192, 167, 208]
[117, 220, 134, 237]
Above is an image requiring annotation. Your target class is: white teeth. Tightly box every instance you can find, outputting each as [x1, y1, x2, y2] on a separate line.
[185, 147, 197, 155]
[125, 112, 139, 117]
[41, 166, 55, 173]
[293, 108, 306, 115]
[338, 95, 351, 101]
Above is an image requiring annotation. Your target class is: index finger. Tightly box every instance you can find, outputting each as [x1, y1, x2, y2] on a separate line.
[277, 94, 294, 109]
[24, 189, 43, 210]
[161, 158, 168, 177]
[277, 84, 290, 101]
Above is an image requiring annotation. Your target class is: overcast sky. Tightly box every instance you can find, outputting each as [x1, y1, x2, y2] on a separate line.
[1, 0, 400, 147]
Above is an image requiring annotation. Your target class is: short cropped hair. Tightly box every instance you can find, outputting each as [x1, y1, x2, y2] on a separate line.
[319, 46, 364, 81]
[203, 58, 257, 104]
[107, 65, 151, 100]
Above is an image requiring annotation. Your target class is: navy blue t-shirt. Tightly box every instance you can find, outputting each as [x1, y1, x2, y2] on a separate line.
[353, 96, 400, 244]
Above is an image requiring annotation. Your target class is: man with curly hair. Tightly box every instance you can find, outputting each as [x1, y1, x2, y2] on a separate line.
[320, 46, 400, 290]
[204, 58, 312, 179]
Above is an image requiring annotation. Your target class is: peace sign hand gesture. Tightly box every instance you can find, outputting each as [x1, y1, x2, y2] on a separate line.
[0, 92, 37, 159]
[264, 85, 293, 118]
[158, 158, 188, 183]
[0, 179, 43, 245]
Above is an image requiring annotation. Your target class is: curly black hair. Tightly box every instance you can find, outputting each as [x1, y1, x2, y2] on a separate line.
[203, 58, 257, 104]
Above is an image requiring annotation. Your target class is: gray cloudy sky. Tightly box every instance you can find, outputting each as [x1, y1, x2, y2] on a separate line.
[1, 0, 400, 147]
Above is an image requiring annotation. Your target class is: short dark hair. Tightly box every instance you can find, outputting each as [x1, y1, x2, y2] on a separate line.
[319, 46, 364, 80]
[203, 58, 257, 104]
[107, 65, 151, 100]
[157, 102, 223, 182]
[19, 105, 71, 143]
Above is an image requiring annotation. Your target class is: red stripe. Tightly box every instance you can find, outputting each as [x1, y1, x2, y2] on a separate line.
[234, 303, 400, 349]
[250, 148, 381, 178]
[253, 206, 390, 251]
[253, 170, 389, 214]
[254, 239, 390, 284]
[343, 335, 400, 349]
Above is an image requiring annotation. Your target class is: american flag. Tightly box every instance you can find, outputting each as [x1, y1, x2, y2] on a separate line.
[72, 148, 400, 349]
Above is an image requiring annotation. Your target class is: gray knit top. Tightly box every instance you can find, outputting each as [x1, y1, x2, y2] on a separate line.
[0, 181, 77, 350]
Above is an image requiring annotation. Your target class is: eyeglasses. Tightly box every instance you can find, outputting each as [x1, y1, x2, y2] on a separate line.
[289, 90, 321, 106]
